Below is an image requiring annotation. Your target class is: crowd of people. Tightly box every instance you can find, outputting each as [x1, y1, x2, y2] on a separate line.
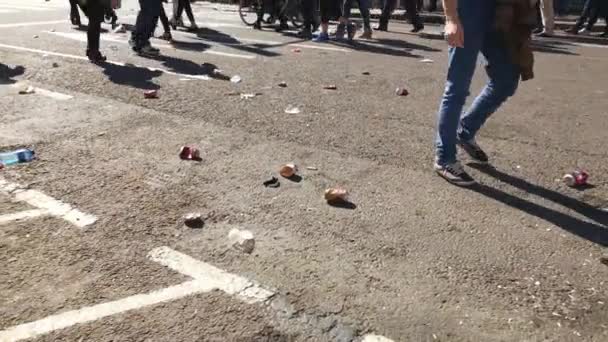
[68, 0, 607, 63]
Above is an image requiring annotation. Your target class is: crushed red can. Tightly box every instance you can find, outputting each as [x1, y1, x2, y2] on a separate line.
[179, 145, 201, 161]
[563, 170, 589, 187]
[144, 89, 158, 99]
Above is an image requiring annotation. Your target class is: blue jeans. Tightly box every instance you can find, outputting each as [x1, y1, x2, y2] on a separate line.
[132, 0, 162, 48]
[435, 0, 520, 166]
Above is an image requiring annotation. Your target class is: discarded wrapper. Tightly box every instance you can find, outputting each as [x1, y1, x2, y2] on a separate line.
[278, 81, 287, 88]
[179, 145, 201, 161]
[284, 105, 301, 114]
[144, 89, 158, 99]
[183, 213, 204, 228]
[420, 58, 434, 63]
[279, 163, 298, 178]
[230, 75, 242, 83]
[395, 87, 409, 96]
[362, 71, 370, 75]
[324, 188, 348, 202]
[323, 85, 337, 90]
[228, 228, 255, 254]
[263, 176, 280, 188]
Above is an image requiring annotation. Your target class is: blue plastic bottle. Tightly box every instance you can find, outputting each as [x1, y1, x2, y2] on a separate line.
[0, 148, 36, 167]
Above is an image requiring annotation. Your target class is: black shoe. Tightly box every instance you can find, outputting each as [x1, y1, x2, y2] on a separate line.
[253, 21, 262, 30]
[70, 13, 81, 26]
[411, 24, 424, 33]
[86, 49, 106, 63]
[374, 21, 388, 31]
[434, 161, 475, 186]
[457, 138, 489, 164]
[276, 21, 289, 32]
[532, 27, 543, 34]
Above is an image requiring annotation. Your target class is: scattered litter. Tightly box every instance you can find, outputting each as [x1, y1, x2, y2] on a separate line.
[144, 89, 158, 99]
[284, 105, 300, 114]
[323, 84, 337, 90]
[224, 91, 240, 96]
[33, 35, 39, 39]
[362, 71, 370, 75]
[292, 48, 301, 53]
[534, 281, 540, 286]
[230, 75, 242, 83]
[325, 187, 348, 202]
[600, 257, 608, 266]
[0, 148, 36, 167]
[306, 166, 318, 171]
[228, 228, 255, 254]
[279, 163, 298, 178]
[420, 58, 434, 63]
[97, 132, 106, 137]
[395, 87, 409, 96]
[263, 176, 280, 188]
[179, 145, 201, 161]
[51, 62, 59, 68]
[432, 334, 438, 340]
[113, 24, 127, 33]
[240, 93, 258, 99]
[516, 165, 521, 169]
[50, 28, 56, 32]
[18, 85, 35, 95]
[563, 170, 589, 187]
[183, 213, 204, 228]
[278, 81, 287, 88]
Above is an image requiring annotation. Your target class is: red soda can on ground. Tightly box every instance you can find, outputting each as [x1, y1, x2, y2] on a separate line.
[179, 145, 201, 161]
[563, 170, 589, 187]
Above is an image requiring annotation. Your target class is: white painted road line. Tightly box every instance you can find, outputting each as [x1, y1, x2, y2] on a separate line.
[0, 209, 48, 226]
[362, 334, 395, 342]
[0, 280, 212, 342]
[46, 31, 257, 60]
[10, 84, 73, 100]
[0, 247, 274, 341]
[0, 20, 65, 28]
[0, 178, 97, 228]
[0, 43, 211, 80]
[148, 246, 275, 304]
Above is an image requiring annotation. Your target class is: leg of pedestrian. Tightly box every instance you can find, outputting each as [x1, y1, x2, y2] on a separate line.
[435, 0, 495, 186]
[158, 3, 172, 41]
[339, 0, 355, 41]
[404, 0, 424, 32]
[69, 0, 81, 26]
[181, 0, 198, 31]
[357, 0, 373, 39]
[375, 0, 396, 31]
[131, 0, 162, 56]
[86, 0, 106, 63]
[298, 0, 316, 39]
[538, 0, 555, 36]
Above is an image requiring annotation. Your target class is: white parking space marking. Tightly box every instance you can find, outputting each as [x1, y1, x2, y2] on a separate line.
[46, 30, 257, 60]
[0, 209, 48, 226]
[0, 177, 97, 228]
[0, 247, 274, 341]
[148, 246, 275, 304]
[10, 84, 73, 100]
[362, 334, 395, 342]
[0, 43, 212, 80]
[0, 20, 66, 28]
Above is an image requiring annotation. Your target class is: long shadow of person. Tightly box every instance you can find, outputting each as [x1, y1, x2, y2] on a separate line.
[0, 64, 25, 85]
[466, 165, 607, 247]
[101, 62, 162, 90]
[143, 54, 231, 81]
[530, 40, 579, 56]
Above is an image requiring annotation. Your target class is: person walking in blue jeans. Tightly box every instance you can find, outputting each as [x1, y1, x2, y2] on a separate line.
[434, 0, 520, 185]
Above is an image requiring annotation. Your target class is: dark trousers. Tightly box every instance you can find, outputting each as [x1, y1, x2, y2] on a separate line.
[342, 0, 371, 30]
[133, 0, 162, 48]
[575, 0, 606, 30]
[173, 0, 196, 24]
[69, 0, 80, 19]
[300, 0, 316, 30]
[380, 0, 421, 27]
[159, 4, 170, 32]
[81, 0, 105, 52]
[320, 0, 341, 23]
[428, 0, 438, 11]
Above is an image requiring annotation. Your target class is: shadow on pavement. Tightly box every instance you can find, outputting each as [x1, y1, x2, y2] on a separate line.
[195, 27, 281, 57]
[531, 40, 579, 55]
[0, 64, 25, 85]
[101, 63, 161, 90]
[468, 164, 608, 247]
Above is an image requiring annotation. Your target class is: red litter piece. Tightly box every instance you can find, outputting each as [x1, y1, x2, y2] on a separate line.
[179, 145, 201, 161]
[144, 90, 158, 99]
[563, 169, 589, 187]
[395, 87, 409, 96]
[292, 48, 301, 53]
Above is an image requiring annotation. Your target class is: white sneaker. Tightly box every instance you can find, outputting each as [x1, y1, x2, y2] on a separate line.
[578, 28, 591, 35]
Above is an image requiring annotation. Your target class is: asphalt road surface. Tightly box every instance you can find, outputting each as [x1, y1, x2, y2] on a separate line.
[1, 1, 607, 341]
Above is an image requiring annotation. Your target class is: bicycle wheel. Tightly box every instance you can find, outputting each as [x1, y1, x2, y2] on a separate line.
[239, 0, 260, 26]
